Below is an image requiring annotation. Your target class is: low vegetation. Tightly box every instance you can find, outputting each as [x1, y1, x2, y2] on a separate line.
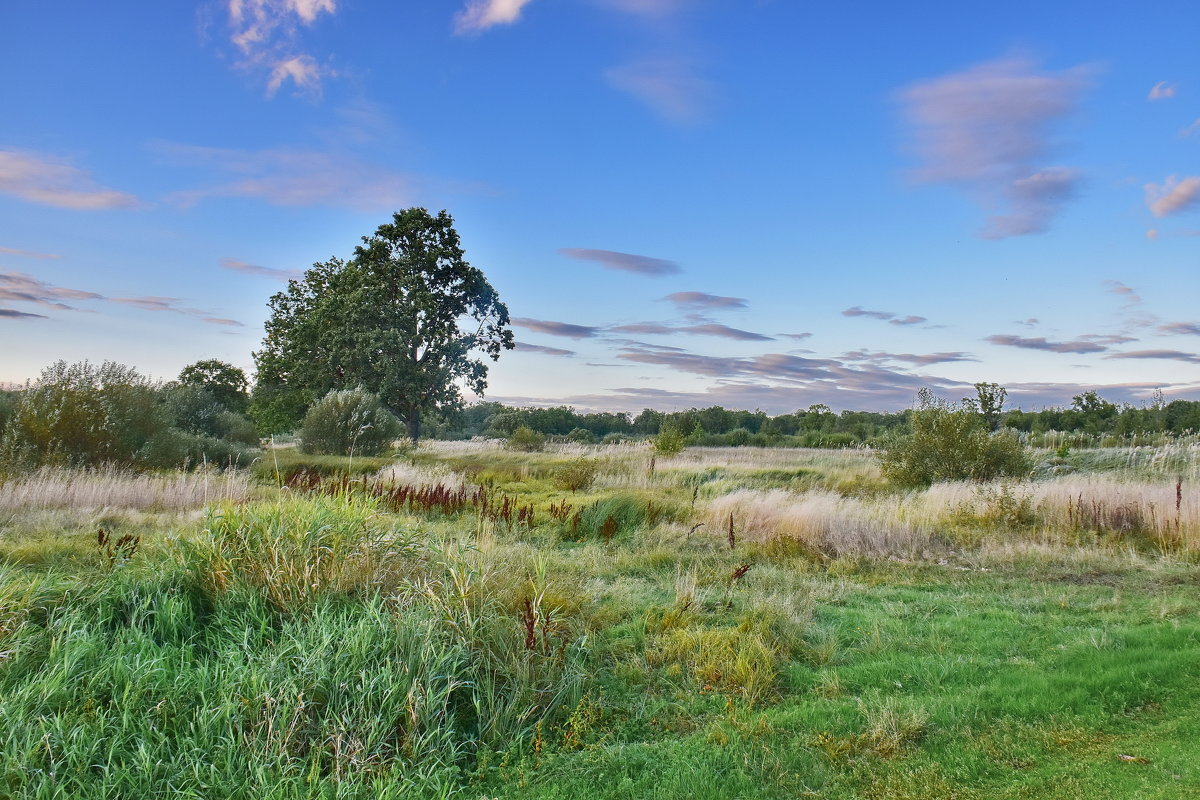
[2, 432, 1198, 798]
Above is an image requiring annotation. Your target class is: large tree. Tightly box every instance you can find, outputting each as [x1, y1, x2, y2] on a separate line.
[252, 209, 513, 440]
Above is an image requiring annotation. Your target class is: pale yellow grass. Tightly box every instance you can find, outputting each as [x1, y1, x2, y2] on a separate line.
[0, 467, 251, 512]
[704, 489, 934, 557]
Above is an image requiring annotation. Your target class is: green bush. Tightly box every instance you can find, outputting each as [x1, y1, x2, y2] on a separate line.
[652, 422, 686, 457]
[507, 425, 546, 452]
[139, 429, 257, 470]
[2, 360, 167, 469]
[566, 427, 596, 444]
[554, 456, 598, 492]
[879, 389, 1030, 487]
[726, 427, 752, 446]
[299, 388, 402, 456]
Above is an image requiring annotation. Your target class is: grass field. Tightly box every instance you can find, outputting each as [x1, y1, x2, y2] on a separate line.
[1, 442, 1197, 798]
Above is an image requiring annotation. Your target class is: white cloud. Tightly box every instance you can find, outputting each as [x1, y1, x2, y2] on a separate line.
[1145, 175, 1200, 218]
[226, 0, 336, 94]
[605, 56, 713, 123]
[0, 149, 139, 210]
[454, 0, 535, 33]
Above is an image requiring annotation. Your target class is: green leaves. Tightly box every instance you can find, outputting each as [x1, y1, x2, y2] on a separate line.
[253, 209, 514, 440]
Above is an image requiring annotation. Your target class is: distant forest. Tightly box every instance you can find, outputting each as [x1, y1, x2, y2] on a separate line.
[426, 392, 1200, 447]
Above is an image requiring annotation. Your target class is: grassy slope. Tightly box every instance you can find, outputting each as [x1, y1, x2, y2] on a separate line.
[0, 447, 1198, 799]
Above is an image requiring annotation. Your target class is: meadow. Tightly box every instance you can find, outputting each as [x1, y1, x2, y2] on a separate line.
[1, 441, 1197, 799]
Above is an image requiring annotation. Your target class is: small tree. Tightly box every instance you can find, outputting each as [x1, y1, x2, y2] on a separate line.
[879, 388, 1028, 487]
[507, 426, 545, 452]
[299, 388, 402, 456]
[652, 421, 686, 457]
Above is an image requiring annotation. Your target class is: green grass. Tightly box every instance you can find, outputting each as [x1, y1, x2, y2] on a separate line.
[2, 445, 1199, 798]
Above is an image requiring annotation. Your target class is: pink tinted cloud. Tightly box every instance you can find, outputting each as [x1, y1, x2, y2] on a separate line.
[605, 56, 713, 124]
[900, 57, 1088, 238]
[560, 248, 681, 276]
[0, 149, 139, 210]
[1145, 176, 1200, 217]
[454, 0, 534, 33]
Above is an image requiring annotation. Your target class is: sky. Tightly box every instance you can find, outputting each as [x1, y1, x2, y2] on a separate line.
[2, 0, 1199, 414]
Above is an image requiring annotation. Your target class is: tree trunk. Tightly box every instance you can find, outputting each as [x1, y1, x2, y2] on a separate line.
[406, 410, 421, 443]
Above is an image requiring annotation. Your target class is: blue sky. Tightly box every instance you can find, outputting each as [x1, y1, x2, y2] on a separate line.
[2, 0, 1198, 413]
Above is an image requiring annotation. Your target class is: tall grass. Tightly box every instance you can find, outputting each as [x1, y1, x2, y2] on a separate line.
[0, 466, 250, 512]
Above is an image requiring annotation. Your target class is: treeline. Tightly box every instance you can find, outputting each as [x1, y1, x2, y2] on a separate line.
[427, 391, 1200, 448]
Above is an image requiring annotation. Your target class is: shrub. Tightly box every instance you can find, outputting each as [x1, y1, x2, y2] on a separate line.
[2, 361, 167, 470]
[726, 427, 752, 447]
[299, 388, 402, 457]
[139, 429, 257, 470]
[507, 425, 546, 452]
[652, 422, 686, 457]
[566, 427, 596, 445]
[554, 457, 598, 492]
[878, 390, 1029, 488]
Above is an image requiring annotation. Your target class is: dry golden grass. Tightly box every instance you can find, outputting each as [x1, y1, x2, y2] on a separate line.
[0, 466, 251, 512]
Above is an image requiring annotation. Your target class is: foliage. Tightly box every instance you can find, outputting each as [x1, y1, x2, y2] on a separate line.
[553, 457, 598, 492]
[507, 425, 546, 452]
[253, 208, 514, 440]
[566, 427, 596, 444]
[178, 359, 249, 413]
[299, 388, 403, 457]
[250, 449, 395, 484]
[879, 388, 1030, 487]
[2, 360, 167, 470]
[653, 421, 686, 456]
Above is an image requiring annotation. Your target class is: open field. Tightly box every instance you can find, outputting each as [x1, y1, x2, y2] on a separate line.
[1, 442, 1198, 798]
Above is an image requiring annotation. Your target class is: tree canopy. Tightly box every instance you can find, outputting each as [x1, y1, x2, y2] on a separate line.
[252, 208, 514, 439]
[178, 359, 249, 413]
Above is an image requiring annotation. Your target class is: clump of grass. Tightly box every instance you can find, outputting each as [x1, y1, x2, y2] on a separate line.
[648, 617, 781, 705]
[553, 457, 598, 493]
[194, 494, 426, 612]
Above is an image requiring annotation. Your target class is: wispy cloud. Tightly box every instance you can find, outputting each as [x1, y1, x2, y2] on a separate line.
[220, 257, 302, 280]
[111, 295, 243, 326]
[157, 142, 414, 211]
[661, 291, 746, 310]
[1148, 81, 1177, 100]
[1159, 322, 1200, 336]
[0, 246, 60, 260]
[0, 148, 139, 210]
[900, 56, 1088, 238]
[0, 308, 47, 320]
[986, 334, 1107, 354]
[1080, 333, 1138, 345]
[680, 323, 772, 341]
[1183, 119, 1200, 137]
[1104, 279, 1142, 305]
[454, 0, 534, 33]
[559, 247, 681, 276]
[597, 0, 687, 16]
[842, 306, 927, 325]
[225, 0, 336, 95]
[779, 332, 813, 341]
[0, 271, 103, 311]
[605, 56, 713, 124]
[511, 317, 601, 339]
[1145, 175, 1200, 217]
[844, 350, 978, 366]
[514, 341, 575, 357]
[1105, 349, 1200, 364]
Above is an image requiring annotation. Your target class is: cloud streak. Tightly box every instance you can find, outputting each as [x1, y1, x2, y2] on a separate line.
[0, 246, 60, 260]
[899, 57, 1088, 238]
[986, 334, 1107, 354]
[514, 341, 575, 357]
[842, 306, 927, 325]
[0, 271, 103, 311]
[1105, 349, 1200, 364]
[0, 149, 139, 210]
[560, 247, 681, 276]
[220, 257, 302, 280]
[0, 308, 47, 320]
[1148, 81, 1177, 100]
[512, 317, 601, 339]
[662, 291, 746, 310]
